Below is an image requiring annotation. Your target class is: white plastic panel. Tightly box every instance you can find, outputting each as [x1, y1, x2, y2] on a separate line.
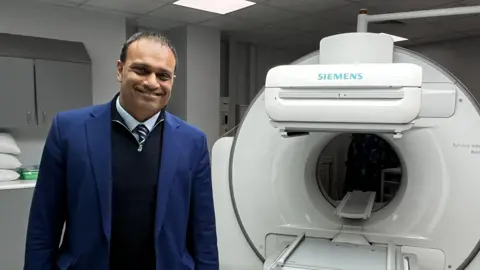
[265, 63, 423, 126]
[211, 138, 263, 270]
[265, 86, 422, 124]
[419, 83, 457, 118]
[265, 63, 423, 89]
[319, 32, 394, 65]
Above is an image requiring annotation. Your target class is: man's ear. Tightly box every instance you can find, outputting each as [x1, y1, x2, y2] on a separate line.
[116, 60, 124, 82]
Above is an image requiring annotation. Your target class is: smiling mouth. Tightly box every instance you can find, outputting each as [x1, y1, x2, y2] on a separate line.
[136, 88, 164, 97]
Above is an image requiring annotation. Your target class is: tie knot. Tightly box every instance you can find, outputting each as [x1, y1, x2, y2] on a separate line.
[135, 124, 148, 133]
[135, 124, 149, 143]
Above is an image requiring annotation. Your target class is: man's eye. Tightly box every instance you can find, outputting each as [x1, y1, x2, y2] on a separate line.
[158, 74, 171, 81]
[133, 68, 148, 75]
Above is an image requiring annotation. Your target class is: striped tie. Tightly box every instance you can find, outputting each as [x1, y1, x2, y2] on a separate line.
[135, 124, 149, 152]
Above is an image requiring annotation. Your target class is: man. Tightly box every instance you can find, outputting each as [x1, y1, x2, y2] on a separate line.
[24, 32, 218, 270]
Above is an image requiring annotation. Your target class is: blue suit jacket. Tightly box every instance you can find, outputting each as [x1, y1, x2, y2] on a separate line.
[24, 101, 218, 270]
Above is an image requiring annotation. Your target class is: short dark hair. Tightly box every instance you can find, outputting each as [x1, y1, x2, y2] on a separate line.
[120, 31, 178, 72]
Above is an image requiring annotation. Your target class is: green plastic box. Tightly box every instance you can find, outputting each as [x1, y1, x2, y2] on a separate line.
[16, 166, 39, 180]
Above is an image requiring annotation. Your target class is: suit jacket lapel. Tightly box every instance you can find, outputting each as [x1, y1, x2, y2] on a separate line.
[85, 103, 112, 241]
[155, 112, 180, 237]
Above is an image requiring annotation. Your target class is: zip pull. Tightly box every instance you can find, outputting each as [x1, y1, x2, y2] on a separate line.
[137, 144, 143, 152]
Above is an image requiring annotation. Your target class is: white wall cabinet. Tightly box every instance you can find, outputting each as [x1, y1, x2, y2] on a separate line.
[0, 33, 92, 128]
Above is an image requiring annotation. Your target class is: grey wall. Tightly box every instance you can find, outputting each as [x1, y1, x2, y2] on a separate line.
[186, 25, 221, 150]
[125, 19, 138, 39]
[224, 40, 303, 128]
[163, 25, 221, 151]
[0, 188, 34, 270]
[164, 26, 188, 120]
[220, 41, 229, 97]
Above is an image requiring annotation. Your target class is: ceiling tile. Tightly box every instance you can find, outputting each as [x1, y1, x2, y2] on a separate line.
[224, 30, 273, 44]
[46, 0, 85, 3]
[460, 29, 480, 37]
[270, 15, 338, 33]
[148, 4, 219, 24]
[368, 20, 451, 40]
[310, 23, 357, 39]
[459, 0, 480, 6]
[264, 0, 351, 15]
[406, 31, 471, 46]
[136, 15, 185, 30]
[271, 14, 357, 36]
[321, 0, 457, 24]
[38, 0, 80, 7]
[354, 0, 458, 12]
[200, 15, 265, 31]
[252, 21, 355, 47]
[312, 3, 374, 24]
[228, 3, 300, 24]
[82, 0, 168, 14]
[422, 1, 480, 23]
[79, 4, 139, 18]
[269, 39, 318, 54]
[250, 24, 313, 40]
[433, 14, 480, 33]
[266, 36, 317, 52]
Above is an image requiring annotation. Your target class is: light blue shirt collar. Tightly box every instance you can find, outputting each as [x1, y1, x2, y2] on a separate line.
[116, 97, 160, 132]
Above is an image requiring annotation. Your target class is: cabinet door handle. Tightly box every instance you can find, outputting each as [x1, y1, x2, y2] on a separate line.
[42, 111, 46, 123]
[26, 111, 31, 124]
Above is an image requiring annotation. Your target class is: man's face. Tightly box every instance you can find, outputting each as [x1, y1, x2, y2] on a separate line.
[116, 38, 176, 120]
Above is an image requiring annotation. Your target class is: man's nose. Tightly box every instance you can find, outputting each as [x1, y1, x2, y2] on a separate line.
[145, 73, 160, 89]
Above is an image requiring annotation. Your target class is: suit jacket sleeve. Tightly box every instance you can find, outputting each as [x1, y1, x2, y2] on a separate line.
[188, 135, 219, 270]
[24, 114, 67, 270]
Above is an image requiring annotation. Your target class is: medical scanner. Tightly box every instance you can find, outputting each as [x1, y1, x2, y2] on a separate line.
[212, 6, 480, 270]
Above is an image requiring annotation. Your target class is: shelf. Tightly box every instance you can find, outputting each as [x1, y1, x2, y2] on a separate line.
[0, 180, 36, 191]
